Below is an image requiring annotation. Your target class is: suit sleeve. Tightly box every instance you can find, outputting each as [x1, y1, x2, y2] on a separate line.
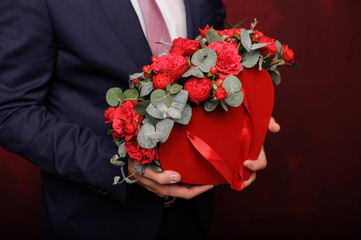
[0, 0, 128, 202]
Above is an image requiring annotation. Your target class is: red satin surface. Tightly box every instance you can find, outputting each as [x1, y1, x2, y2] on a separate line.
[159, 68, 274, 189]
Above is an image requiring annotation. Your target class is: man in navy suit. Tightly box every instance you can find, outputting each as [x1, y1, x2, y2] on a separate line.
[0, 0, 279, 239]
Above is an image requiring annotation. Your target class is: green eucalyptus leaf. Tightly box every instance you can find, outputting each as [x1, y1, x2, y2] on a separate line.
[204, 100, 219, 112]
[148, 162, 163, 172]
[223, 19, 233, 29]
[167, 106, 182, 119]
[133, 100, 150, 116]
[110, 154, 125, 167]
[132, 164, 148, 176]
[234, 18, 247, 29]
[275, 40, 282, 52]
[269, 69, 281, 85]
[243, 50, 261, 69]
[291, 61, 300, 68]
[113, 176, 121, 185]
[170, 84, 183, 94]
[146, 103, 166, 119]
[140, 82, 153, 97]
[156, 119, 174, 143]
[106, 87, 123, 107]
[220, 100, 229, 112]
[241, 28, 252, 52]
[191, 49, 217, 72]
[156, 102, 168, 113]
[224, 91, 244, 107]
[223, 75, 242, 93]
[206, 28, 223, 44]
[170, 90, 188, 111]
[250, 42, 270, 50]
[174, 104, 192, 125]
[137, 124, 158, 149]
[150, 89, 172, 107]
[166, 82, 171, 93]
[117, 142, 127, 158]
[123, 88, 139, 101]
[182, 67, 205, 78]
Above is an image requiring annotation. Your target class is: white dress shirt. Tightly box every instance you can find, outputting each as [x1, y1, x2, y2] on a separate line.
[130, 0, 187, 40]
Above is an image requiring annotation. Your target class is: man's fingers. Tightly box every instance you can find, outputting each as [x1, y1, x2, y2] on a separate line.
[142, 167, 181, 185]
[243, 146, 267, 171]
[243, 172, 256, 189]
[268, 117, 281, 133]
[163, 184, 214, 200]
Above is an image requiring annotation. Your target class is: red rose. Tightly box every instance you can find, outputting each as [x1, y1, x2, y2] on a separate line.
[112, 101, 140, 141]
[258, 36, 277, 57]
[153, 73, 172, 90]
[215, 87, 228, 101]
[281, 44, 295, 66]
[170, 37, 200, 56]
[151, 53, 188, 82]
[184, 77, 212, 104]
[199, 24, 211, 37]
[112, 131, 121, 139]
[125, 141, 158, 164]
[104, 107, 116, 123]
[207, 42, 242, 78]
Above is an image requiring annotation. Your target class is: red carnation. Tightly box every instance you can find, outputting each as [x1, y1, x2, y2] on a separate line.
[170, 37, 200, 56]
[153, 73, 172, 90]
[215, 87, 228, 101]
[184, 77, 212, 104]
[281, 44, 295, 66]
[199, 25, 211, 37]
[125, 141, 158, 164]
[207, 41, 242, 78]
[151, 53, 188, 83]
[258, 36, 277, 57]
[112, 101, 141, 141]
[104, 107, 116, 124]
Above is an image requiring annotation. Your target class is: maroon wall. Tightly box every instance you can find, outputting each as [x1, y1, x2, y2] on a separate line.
[1, 0, 360, 239]
[209, 0, 361, 239]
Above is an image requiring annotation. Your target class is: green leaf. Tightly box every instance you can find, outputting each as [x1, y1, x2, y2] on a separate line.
[148, 162, 163, 172]
[269, 69, 281, 85]
[150, 89, 172, 107]
[250, 42, 270, 50]
[223, 75, 242, 93]
[166, 82, 171, 93]
[220, 100, 229, 111]
[240, 28, 252, 52]
[223, 19, 233, 29]
[204, 100, 219, 112]
[146, 103, 166, 119]
[133, 100, 150, 115]
[191, 49, 217, 72]
[174, 104, 192, 125]
[132, 164, 148, 176]
[113, 176, 121, 185]
[137, 124, 158, 149]
[182, 67, 205, 78]
[206, 28, 223, 44]
[117, 142, 127, 158]
[170, 84, 183, 94]
[129, 72, 143, 88]
[224, 91, 244, 107]
[291, 61, 300, 68]
[110, 154, 125, 167]
[170, 90, 188, 111]
[106, 87, 123, 107]
[139, 82, 153, 97]
[123, 88, 139, 101]
[156, 119, 174, 143]
[234, 18, 247, 29]
[242, 50, 261, 69]
[167, 106, 182, 119]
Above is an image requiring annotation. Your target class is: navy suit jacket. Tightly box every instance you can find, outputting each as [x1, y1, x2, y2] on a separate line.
[0, 0, 225, 239]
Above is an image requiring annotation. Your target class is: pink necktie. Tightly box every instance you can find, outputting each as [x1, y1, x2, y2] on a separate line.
[139, 0, 172, 56]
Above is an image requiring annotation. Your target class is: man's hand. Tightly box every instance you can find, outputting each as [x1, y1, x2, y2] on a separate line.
[128, 158, 214, 199]
[242, 117, 280, 188]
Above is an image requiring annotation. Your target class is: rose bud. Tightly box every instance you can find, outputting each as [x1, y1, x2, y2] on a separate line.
[184, 77, 212, 104]
[258, 36, 277, 57]
[216, 78, 224, 87]
[281, 44, 295, 66]
[199, 24, 211, 37]
[104, 107, 116, 124]
[153, 73, 172, 90]
[215, 87, 229, 101]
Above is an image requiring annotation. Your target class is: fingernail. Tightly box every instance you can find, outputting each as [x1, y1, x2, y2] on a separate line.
[170, 174, 180, 183]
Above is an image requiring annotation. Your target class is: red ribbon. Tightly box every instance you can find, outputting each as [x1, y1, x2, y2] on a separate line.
[185, 89, 253, 190]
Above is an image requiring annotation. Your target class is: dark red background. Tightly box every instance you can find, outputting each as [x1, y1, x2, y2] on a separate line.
[1, 0, 360, 239]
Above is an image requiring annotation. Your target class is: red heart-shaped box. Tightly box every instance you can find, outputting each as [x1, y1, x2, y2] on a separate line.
[159, 68, 274, 190]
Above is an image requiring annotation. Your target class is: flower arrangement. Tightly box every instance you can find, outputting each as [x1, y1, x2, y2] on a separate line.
[104, 19, 297, 185]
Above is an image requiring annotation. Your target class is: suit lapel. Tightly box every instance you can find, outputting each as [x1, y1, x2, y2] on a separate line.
[96, 0, 152, 69]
